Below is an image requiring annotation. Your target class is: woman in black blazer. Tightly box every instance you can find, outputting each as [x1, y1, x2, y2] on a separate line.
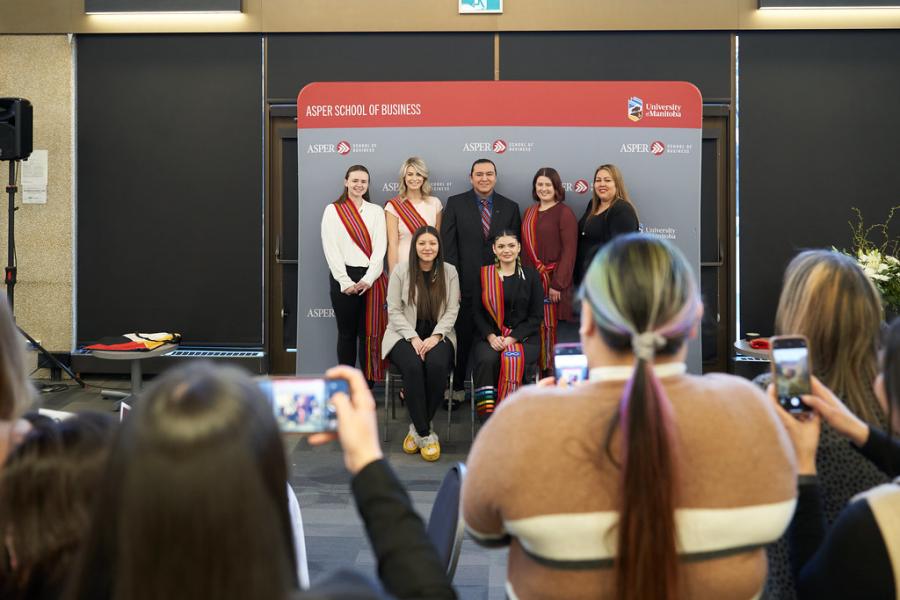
[472, 230, 543, 419]
[575, 164, 639, 284]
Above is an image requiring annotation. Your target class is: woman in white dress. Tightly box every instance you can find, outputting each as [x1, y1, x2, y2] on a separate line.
[385, 157, 443, 274]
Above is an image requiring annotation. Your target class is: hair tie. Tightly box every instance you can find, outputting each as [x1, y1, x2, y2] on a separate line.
[632, 332, 666, 361]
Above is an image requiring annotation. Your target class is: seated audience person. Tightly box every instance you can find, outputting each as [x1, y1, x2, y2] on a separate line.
[382, 226, 460, 462]
[773, 318, 900, 598]
[65, 363, 455, 600]
[0, 296, 33, 464]
[756, 249, 891, 599]
[463, 233, 797, 600]
[521, 167, 579, 369]
[0, 412, 116, 600]
[385, 157, 443, 274]
[472, 230, 543, 418]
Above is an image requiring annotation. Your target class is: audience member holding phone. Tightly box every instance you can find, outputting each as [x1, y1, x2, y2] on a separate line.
[385, 157, 443, 274]
[521, 167, 579, 373]
[463, 234, 796, 600]
[65, 362, 456, 600]
[382, 226, 460, 462]
[321, 165, 388, 384]
[772, 318, 900, 599]
[755, 249, 891, 599]
[472, 230, 543, 418]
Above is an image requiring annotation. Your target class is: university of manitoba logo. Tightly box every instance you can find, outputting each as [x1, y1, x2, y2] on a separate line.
[627, 97, 644, 122]
[492, 139, 508, 154]
[574, 179, 589, 194]
[336, 140, 351, 155]
[650, 141, 666, 156]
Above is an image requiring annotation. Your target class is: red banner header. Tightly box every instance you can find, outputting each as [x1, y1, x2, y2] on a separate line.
[297, 81, 702, 130]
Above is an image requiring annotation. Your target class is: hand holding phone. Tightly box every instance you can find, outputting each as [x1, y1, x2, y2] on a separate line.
[554, 343, 588, 387]
[258, 376, 348, 433]
[770, 336, 813, 414]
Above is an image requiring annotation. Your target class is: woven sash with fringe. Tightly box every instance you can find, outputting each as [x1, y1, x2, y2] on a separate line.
[388, 197, 428, 234]
[522, 205, 557, 372]
[334, 199, 387, 381]
[480, 265, 525, 408]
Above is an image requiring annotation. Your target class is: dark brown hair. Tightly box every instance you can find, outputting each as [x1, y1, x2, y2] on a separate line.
[336, 164, 371, 203]
[0, 412, 116, 599]
[407, 226, 447, 322]
[587, 164, 637, 220]
[531, 167, 565, 203]
[470, 158, 497, 176]
[65, 363, 297, 600]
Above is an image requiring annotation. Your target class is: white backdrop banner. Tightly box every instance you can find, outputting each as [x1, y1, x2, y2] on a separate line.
[297, 81, 703, 374]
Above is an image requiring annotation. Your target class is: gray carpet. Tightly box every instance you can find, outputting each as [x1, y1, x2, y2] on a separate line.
[33, 376, 508, 599]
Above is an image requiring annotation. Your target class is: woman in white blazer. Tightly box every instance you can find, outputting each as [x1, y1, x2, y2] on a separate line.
[382, 225, 459, 462]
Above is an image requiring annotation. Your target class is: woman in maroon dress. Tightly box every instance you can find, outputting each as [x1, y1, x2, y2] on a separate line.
[521, 167, 578, 374]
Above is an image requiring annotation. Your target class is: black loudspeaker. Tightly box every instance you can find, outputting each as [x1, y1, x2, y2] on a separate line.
[0, 98, 33, 161]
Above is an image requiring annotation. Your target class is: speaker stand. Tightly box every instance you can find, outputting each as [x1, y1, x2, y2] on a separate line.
[5, 160, 84, 388]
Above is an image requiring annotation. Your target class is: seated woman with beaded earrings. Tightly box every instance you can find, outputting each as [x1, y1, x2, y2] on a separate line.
[471, 230, 544, 419]
[463, 233, 797, 600]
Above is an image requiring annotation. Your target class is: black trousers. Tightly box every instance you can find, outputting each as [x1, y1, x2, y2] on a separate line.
[472, 338, 539, 390]
[388, 339, 454, 437]
[452, 296, 475, 391]
[329, 266, 368, 369]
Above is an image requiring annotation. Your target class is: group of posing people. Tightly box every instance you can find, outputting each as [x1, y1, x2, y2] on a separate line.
[321, 157, 640, 461]
[0, 231, 898, 598]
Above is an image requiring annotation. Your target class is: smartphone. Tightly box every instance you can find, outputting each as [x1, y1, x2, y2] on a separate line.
[770, 336, 813, 413]
[554, 343, 589, 386]
[257, 377, 348, 433]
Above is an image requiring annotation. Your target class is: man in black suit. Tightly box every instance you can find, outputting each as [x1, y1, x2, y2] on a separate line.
[441, 158, 522, 400]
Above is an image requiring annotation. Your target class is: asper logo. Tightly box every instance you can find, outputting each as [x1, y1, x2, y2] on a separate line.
[628, 97, 643, 122]
[650, 141, 666, 156]
[336, 140, 351, 155]
[574, 179, 589, 194]
[492, 139, 507, 154]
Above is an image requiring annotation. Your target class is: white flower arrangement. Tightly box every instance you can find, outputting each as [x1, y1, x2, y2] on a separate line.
[838, 207, 900, 314]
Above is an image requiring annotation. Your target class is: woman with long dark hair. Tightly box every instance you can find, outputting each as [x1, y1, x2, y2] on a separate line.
[65, 362, 455, 600]
[574, 164, 639, 285]
[471, 229, 544, 418]
[0, 412, 116, 600]
[382, 226, 459, 461]
[521, 167, 578, 371]
[321, 165, 388, 383]
[463, 234, 797, 600]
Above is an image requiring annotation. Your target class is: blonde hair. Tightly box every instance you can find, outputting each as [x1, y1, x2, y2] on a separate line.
[776, 249, 884, 424]
[588, 164, 638, 220]
[398, 157, 433, 198]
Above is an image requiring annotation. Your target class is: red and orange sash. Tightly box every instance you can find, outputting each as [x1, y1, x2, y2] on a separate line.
[388, 197, 428, 235]
[480, 265, 526, 403]
[333, 199, 387, 381]
[522, 205, 558, 372]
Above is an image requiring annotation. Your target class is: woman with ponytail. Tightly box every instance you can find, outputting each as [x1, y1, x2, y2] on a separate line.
[463, 233, 797, 600]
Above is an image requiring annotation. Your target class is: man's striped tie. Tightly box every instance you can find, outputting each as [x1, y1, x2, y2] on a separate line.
[480, 198, 491, 240]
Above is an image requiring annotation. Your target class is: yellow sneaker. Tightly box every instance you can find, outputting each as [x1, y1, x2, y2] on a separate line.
[403, 425, 420, 454]
[419, 433, 441, 462]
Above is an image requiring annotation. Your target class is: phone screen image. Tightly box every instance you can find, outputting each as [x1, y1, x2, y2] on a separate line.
[554, 343, 588, 386]
[259, 378, 346, 433]
[772, 346, 812, 413]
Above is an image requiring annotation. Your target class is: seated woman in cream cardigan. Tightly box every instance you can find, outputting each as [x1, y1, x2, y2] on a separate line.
[382, 226, 459, 462]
